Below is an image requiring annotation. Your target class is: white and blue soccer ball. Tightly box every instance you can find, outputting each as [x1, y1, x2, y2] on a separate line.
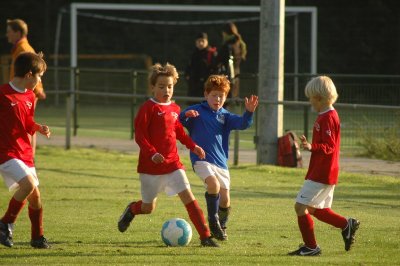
[161, 218, 192, 247]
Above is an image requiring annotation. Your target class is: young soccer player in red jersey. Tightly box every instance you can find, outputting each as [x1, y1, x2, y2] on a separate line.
[117, 63, 218, 247]
[289, 76, 360, 256]
[6, 19, 47, 159]
[0, 52, 51, 249]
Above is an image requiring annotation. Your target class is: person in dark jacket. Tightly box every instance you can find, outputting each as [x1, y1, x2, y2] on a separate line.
[185, 32, 218, 104]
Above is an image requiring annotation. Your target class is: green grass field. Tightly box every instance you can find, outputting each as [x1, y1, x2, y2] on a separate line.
[0, 146, 399, 265]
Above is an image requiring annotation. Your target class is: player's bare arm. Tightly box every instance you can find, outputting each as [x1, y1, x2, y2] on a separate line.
[244, 95, 259, 112]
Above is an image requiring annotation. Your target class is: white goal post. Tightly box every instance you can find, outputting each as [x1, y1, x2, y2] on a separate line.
[69, 3, 318, 73]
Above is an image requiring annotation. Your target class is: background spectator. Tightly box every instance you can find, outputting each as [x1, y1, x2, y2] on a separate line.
[185, 32, 218, 104]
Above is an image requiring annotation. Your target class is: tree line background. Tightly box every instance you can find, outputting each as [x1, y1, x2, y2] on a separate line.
[0, 0, 399, 75]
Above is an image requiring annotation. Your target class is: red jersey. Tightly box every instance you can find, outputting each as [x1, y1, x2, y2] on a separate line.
[134, 99, 196, 175]
[305, 108, 340, 185]
[0, 83, 36, 167]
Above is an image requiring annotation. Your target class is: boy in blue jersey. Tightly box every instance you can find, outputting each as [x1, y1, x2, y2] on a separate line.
[179, 75, 258, 241]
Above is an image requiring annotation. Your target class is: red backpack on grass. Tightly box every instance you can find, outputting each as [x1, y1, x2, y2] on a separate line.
[277, 131, 303, 168]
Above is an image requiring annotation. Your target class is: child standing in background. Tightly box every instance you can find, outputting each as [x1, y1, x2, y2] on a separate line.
[289, 76, 360, 256]
[185, 32, 217, 104]
[117, 63, 218, 247]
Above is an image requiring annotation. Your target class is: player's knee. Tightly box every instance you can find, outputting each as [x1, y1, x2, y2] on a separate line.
[294, 202, 301, 212]
[19, 177, 36, 194]
[27, 187, 41, 207]
[294, 202, 307, 216]
[205, 176, 220, 193]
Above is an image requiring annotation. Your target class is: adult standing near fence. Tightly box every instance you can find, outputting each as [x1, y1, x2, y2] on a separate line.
[6, 19, 46, 158]
[185, 32, 218, 104]
[217, 22, 247, 102]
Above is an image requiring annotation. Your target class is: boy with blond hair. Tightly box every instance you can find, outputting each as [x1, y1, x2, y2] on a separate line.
[0, 52, 51, 249]
[289, 76, 360, 256]
[180, 75, 258, 241]
[117, 63, 218, 247]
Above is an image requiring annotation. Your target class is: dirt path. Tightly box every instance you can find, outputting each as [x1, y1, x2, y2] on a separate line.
[37, 135, 400, 178]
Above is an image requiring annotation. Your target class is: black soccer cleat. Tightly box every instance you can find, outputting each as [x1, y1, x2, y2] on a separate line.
[118, 202, 135, 232]
[342, 218, 360, 251]
[0, 221, 14, 248]
[209, 220, 226, 241]
[31, 236, 50, 249]
[200, 237, 219, 247]
[221, 227, 228, 240]
[288, 244, 321, 256]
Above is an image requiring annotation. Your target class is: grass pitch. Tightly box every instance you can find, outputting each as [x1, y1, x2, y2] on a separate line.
[0, 146, 399, 265]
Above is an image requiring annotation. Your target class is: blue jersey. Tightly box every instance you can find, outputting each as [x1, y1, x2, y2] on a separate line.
[180, 101, 254, 169]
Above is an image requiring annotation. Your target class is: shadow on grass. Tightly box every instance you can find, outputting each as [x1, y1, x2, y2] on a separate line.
[0, 239, 216, 259]
[40, 167, 132, 181]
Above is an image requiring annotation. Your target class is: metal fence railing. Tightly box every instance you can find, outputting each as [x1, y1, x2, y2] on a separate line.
[2, 64, 399, 160]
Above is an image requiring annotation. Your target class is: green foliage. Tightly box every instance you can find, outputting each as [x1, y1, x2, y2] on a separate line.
[0, 146, 399, 265]
[356, 115, 400, 161]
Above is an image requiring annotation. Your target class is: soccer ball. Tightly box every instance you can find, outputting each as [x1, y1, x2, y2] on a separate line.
[161, 218, 192, 247]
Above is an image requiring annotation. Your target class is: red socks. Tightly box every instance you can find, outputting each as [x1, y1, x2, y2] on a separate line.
[129, 200, 143, 215]
[185, 200, 210, 240]
[1, 198, 44, 240]
[313, 208, 348, 229]
[28, 207, 43, 240]
[297, 209, 348, 248]
[298, 213, 317, 249]
[1, 197, 26, 224]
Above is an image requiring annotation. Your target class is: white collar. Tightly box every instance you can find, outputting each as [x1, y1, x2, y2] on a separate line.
[9, 82, 27, 93]
[319, 107, 334, 115]
[150, 98, 172, 106]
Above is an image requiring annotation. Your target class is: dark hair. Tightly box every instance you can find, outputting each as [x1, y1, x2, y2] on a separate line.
[223, 22, 241, 39]
[196, 32, 208, 40]
[14, 52, 47, 77]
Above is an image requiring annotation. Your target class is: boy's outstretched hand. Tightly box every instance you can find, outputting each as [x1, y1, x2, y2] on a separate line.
[36, 124, 51, 138]
[185, 110, 200, 118]
[244, 95, 259, 112]
[300, 135, 312, 151]
[192, 145, 206, 159]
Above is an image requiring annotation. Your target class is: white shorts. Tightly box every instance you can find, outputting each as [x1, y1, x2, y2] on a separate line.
[139, 169, 190, 203]
[296, 179, 335, 209]
[193, 161, 230, 190]
[0, 159, 38, 192]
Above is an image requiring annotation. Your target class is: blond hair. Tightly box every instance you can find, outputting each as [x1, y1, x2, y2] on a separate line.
[7, 19, 28, 37]
[305, 76, 338, 105]
[148, 63, 179, 86]
[204, 75, 230, 96]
